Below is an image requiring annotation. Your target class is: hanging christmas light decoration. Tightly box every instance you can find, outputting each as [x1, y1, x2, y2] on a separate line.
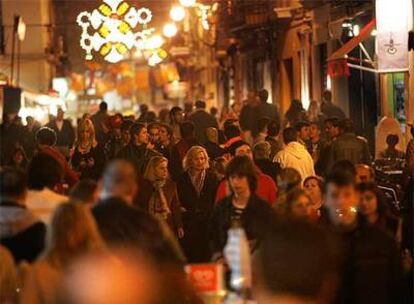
[77, 0, 155, 63]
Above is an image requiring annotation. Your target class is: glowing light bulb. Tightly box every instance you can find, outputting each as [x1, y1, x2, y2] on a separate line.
[170, 6, 186, 22]
[163, 23, 178, 38]
[179, 0, 196, 7]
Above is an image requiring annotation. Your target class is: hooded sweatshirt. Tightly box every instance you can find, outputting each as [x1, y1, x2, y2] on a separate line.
[273, 141, 315, 181]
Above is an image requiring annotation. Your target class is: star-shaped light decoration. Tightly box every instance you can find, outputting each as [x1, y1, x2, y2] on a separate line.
[77, 0, 155, 63]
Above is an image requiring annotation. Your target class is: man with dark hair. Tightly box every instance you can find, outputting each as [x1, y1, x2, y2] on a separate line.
[169, 106, 183, 140]
[328, 119, 372, 167]
[0, 168, 46, 263]
[324, 117, 341, 140]
[294, 121, 310, 147]
[254, 219, 340, 304]
[323, 171, 403, 304]
[147, 122, 161, 148]
[381, 134, 405, 159]
[274, 128, 315, 181]
[137, 104, 149, 123]
[321, 90, 346, 119]
[240, 91, 260, 142]
[35, 127, 79, 187]
[254, 117, 270, 144]
[157, 123, 174, 160]
[116, 123, 160, 175]
[25, 153, 67, 224]
[265, 119, 282, 159]
[189, 100, 218, 144]
[92, 101, 109, 144]
[210, 156, 276, 259]
[46, 108, 75, 157]
[309, 122, 327, 175]
[223, 123, 242, 149]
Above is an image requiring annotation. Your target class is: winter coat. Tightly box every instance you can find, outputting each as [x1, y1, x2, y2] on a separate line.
[189, 110, 219, 144]
[329, 132, 372, 167]
[0, 201, 46, 263]
[273, 141, 315, 181]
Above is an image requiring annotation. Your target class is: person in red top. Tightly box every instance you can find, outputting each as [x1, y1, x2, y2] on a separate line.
[35, 127, 79, 187]
[215, 141, 277, 205]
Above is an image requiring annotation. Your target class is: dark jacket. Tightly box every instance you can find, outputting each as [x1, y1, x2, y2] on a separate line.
[256, 102, 281, 131]
[329, 133, 372, 167]
[46, 119, 75, 148]
[254, 158, 281, 183]
[0, 201, 46, 263]
[210, 195, 276, 258]
[177, 170, 219, 263]
[135, 179, 183, 234]
[239, 104, 257, 134]
[204, 141, 225, 161]
[169, 138, 198, 181]
[189, 110, 218, 144]
[71, 144, 106, 180]
[116, 143, 160, 176]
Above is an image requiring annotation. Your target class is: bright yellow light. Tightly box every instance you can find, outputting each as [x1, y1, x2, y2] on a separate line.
[163, 23, 178, 37]
[170, 6, 186, 22]
[146, 35, 164, 49]
[179, 0, 196, 7]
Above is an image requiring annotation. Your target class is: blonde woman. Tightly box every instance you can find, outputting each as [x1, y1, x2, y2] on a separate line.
[71, 118, 106, 180]
[177, 146, 219, 262]
[20, 203, 105, 304]
[136, 156, 184, 239]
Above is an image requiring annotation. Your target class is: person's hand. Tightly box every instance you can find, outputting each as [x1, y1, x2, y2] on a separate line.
[178, 228, 185, 239]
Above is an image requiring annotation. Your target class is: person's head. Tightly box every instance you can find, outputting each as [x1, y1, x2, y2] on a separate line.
[338, 118, 354, 134]
[179, 121, 195, 140]
[386, 134, 399, 148]
[109, 114, 123, 133]
[226, 156, 257, 196]
[356, 182, 384, 220]
[309, 122, 321, 141]
[247, 91, 259, 106]
[195, 100, 206, 110]
[206, 127, 219, 144]
[290, 99, 303, 111]
[308, 100, 320, 114]
[0, 246, 17, 303]
[70, 179, 99, 207]
[211, 156, 228, 180]
[224, 123, 241, 141]
[146, 111, 157, 123]
[184, 101, 193, 113]
[140, 104, 149, 114]
[355, 164, 375, 184]
[99, 101, 108, 112]
[26, 116, 34, 126]
[303, 176, 324, 209]
[323, 171, 358, 227]
[228, 141, 253, 159]
[159, 123, 173, 145]
[147, 123, 160, 145]
[210, 106, 218, 117]
[267, 119, 280, 137]
[254, 219, 340, 304]
[282, 127, 298, 145]
[330, 160, 356, 180]
[258, 89, 269, 103]
[47, 203, 104, 267]
[101, 160, 138, 204]
[130, 123, 148, 145]
[295, 121, 310, 141]
[323, 90, 332, 103]
[169, 106, 183, 124]
[10, 146, 27, 166]
[0, 168, 27, 204]
[57, 108, 64, 120]
[277, 168, 302, 194]
[27, 153, 63, 191]
[36, 127, 57, 146]
[284, 189, 313, 220]
[183, 145, 209, 172]
[258, 117, 270, 134]
[120, 119, 133, 144]
[253, 141, 271, 160]
[144, 156, 169, 182]
[324, 118, 340, 139]
[77, 118, 96, 145]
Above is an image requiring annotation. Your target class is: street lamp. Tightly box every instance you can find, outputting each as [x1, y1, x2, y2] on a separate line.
[179, 0, 196, 7]
[163, 23, 178, 38]
[170, 6, 186, 22]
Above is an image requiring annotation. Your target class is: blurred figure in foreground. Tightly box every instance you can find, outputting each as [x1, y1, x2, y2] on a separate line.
[0, 245, 17, 303]
[69, 179, 99, 207]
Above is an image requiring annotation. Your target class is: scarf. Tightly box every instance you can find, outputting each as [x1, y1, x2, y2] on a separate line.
[189, 170, 206, 196]
[148, 180, 171, 221]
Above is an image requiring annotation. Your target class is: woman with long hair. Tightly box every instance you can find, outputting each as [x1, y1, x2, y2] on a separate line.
[136, 156, 184, 239]
[70, 118, 106, 180]
[177, 146, 219, 262]
[20, 203, 105, 303]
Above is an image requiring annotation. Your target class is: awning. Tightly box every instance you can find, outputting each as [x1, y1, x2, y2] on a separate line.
[328, 19, 376, 77]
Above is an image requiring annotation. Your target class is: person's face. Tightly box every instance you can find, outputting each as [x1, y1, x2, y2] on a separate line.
[148, 127, 160, 144]
[359, 190, 378, 217]
[229, 175, 250, 196]
[80, 127, 90, 141]
[299, 126, 310, 141]
[355, 166, 373, 184]
[235, 144, 253, 160]
[291, 195, 313, 219]
[191, 151, 207, 171]
[174, 110, 183, 123]
[325, 123, 339, 139]
[13, 151, 23, 164]
[159, 127, 170, 144]
[154, 161, 168, 180]
[304, 179, 322, 207]
[324, 183, 358, 227]
[57, 109, 64, 120]
[136, 128, 149, 145]
[309, 124, 320, 140]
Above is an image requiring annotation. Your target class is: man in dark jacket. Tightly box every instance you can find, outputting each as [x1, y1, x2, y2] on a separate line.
[91, 101, 110, 145]
[321, 90, 346, 120]
[255, 89, 281, 136]
[46, 108, 75, 157]
[323, 171, 403, 304]
[0, 168, 45, 263]
[328, 119, 372, 169]
[189, 100, 218, 144]
[116, 123, 160, 175]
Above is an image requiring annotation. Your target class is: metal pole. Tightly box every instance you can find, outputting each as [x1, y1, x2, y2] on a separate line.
[10, 15, 18, 86]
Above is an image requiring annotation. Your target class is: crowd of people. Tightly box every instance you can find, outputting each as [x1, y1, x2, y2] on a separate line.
[0, 89, 413, 303]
